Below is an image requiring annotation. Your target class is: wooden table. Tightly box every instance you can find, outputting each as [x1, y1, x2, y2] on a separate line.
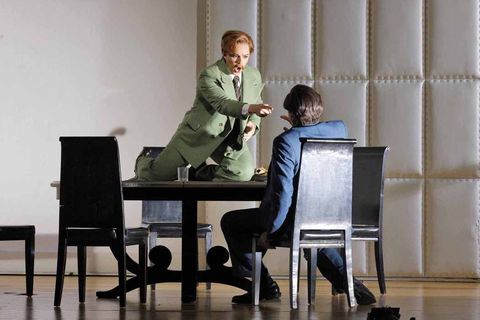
[52, 180, 267, 303]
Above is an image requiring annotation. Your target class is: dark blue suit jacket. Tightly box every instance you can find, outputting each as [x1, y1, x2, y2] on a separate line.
[258, 120, 348, 235]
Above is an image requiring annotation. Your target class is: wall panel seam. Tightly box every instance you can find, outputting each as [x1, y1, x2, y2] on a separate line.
[427, 79, 479, 83]
[368, 0, 372, 84]
[257, 0, 262, 74]
[367, 0, 372, 149]
[264, 80, 314, 84]
[257, 0, 262, 165]
[423, 0, 427, 78]
[373, 76, 425, 80]
[279, 80, 368, 84]
[478, 81, 480, 276]
[367, 0, 372, 274]
[430, 75, 479, 80]
[423, 179, 427, 277]
[311, 0, 316, 82]
[206, 0, 211, 66]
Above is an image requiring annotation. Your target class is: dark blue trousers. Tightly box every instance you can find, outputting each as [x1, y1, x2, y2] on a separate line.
[221, 208, 345, 290]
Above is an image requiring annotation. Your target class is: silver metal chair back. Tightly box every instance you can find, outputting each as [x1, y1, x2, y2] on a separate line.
[252, 138, 357, 309]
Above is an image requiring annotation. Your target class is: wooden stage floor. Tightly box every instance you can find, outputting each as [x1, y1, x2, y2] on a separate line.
[1, 275, 479, 320]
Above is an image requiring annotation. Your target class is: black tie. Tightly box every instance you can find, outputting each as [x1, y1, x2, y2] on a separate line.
[233, 76, 242, 101]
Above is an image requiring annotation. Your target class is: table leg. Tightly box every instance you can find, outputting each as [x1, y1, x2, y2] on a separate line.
[181, 200, 198, 303]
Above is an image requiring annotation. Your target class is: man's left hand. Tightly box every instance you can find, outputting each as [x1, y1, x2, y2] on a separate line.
[242, 121, 256, 142]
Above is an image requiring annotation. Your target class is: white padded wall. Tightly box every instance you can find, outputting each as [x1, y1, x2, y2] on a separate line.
[205, 0, 480, 279]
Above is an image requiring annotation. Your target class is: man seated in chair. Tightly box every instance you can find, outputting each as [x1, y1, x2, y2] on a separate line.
[221, 84, 376, 305]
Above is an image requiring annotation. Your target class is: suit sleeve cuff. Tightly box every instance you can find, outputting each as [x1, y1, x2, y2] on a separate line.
[241, 104, 250, 119]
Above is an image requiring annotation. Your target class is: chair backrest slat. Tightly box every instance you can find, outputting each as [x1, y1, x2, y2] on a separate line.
[293, 138, 356, 231]
[59, 137, 124, 230]
[352, 147, 389, 226]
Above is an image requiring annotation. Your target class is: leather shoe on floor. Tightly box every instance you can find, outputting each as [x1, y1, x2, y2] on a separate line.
[232, 281, 281, 304]
[353, 278, 376, 305]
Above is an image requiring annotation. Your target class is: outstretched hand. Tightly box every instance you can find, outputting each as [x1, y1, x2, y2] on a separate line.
[280, 114, 293, 132]
[249, 104, 273, 117]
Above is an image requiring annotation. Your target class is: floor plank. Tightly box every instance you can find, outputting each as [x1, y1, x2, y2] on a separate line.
[1, 275, 480, 319]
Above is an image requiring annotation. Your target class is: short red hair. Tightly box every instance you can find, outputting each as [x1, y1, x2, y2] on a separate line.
[221, 30, 254, 55]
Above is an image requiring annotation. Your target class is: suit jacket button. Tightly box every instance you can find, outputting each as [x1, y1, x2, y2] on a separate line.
[219, 123, 223, 126]
[210, 135, 215, 139]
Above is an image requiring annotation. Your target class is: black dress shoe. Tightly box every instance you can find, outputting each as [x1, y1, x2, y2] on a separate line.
[232, 281, 281, 304]
[353, 278, 376, 305]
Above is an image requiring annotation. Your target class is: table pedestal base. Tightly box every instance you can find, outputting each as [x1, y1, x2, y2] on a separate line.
[96, 245, 251, 300]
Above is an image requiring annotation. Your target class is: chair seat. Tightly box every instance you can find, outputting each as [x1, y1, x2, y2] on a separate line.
[66, 227, 148, 246]
[125, 227, 149, 243]
[254, 230, 345, 248]
[352, 226, 379, 240]
[0, 225, 36, 241]
[0, 225, 36, 235]
[148, 223, 212, 238]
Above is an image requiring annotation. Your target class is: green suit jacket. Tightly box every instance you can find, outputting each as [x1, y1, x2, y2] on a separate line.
[169, 59, 264, 168]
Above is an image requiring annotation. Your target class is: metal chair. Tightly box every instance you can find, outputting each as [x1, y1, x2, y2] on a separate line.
[142, 200, 212, 290]
[54, 137, 148, 308]
[252, 138, 357, 309]
[332, 146, 389, 295]
[139, 147, 212, 291]
[0, 225, 35, 296]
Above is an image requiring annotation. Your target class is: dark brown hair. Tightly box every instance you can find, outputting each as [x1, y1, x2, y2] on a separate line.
[221, 30, 254, 55]
[283, 85, 323, 125]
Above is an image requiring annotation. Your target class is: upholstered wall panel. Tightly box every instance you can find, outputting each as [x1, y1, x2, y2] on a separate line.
[316, 81, 368, 146]
[261, 0, 313, 80]
[427, 0, 480, 78]
[371, 0, 423, 78]
[206, 0, 258, 67]
[315, 0, 367, 79]
[426, 81, 479, 178]
[373, 180, 424, 277]
[371, 81, 423, 177]
[425, 180, 479, 277]
[205, 0, 480, 279]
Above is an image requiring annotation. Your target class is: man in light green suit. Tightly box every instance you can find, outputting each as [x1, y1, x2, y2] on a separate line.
[134, 30, 273, 181]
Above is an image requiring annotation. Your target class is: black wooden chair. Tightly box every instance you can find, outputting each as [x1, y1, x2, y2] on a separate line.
[332, 146, 389, 295]
[0, 226, 35, 296]
[251, 138, 357, 309]
[139, 147, 213, 291]
[54, 137, 148, 308]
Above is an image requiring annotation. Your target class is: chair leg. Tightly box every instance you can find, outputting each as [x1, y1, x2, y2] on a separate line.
[205, 231, 212, 290]
[297, 254, 301, 293]
[375, 240, 387, 294]
[148, 231, 157, 291]
[289, 243, 300, 309]
[77, 246, 87, 303]
[117, 243, 127, 308]
[343, 232, 356, 308]
[139, 242, 147, 304]
[307, 248, 317, 305]
[54, 235, 67, 306]
[25, 235, 35, 297]
[251, 239, 262, 306]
